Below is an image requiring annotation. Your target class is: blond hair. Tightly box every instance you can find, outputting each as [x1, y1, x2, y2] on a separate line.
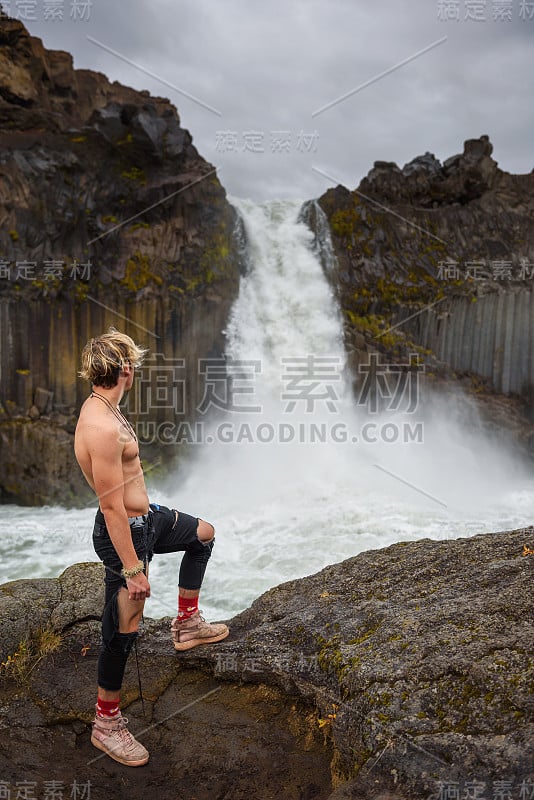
[79, 329, 148, 387]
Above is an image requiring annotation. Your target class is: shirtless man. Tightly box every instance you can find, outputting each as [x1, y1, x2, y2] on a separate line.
[74, 329, 228, 767]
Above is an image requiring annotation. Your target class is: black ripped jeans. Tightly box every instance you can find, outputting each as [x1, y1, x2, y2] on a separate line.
[92, 502, 214, 691]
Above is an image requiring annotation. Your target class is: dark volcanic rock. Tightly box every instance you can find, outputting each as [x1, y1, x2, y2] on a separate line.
[0, 17, 244, 504]
[0, 415, 93, 504]
[310, 135, 534, 425]
[0, 529, 532, 799]
[358, 135, 500, 207]
[0, 562, 104, 664]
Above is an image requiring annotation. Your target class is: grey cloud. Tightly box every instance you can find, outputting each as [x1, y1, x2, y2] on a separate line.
[20, 0, 533, 199]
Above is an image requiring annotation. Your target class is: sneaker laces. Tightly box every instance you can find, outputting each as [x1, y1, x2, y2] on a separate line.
[171, 611, 211, 641]
[171, 611, 203, 630]
[96, 714, 136, 749]
[113, 716, 137, 750]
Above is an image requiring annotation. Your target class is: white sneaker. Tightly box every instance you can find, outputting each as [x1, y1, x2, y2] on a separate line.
[91, 710, 149, 767]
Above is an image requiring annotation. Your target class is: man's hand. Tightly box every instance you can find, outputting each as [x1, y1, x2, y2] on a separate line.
[126, 572, 151, 601]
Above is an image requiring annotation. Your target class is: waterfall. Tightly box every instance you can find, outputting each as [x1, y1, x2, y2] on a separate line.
[225, 197, 348, 397]
[150, 199, 534, 618]
[2, 199, 534, 621]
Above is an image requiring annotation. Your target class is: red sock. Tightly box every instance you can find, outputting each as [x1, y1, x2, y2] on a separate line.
[178, 594, 198, 620]
[96, 696, 120, 718]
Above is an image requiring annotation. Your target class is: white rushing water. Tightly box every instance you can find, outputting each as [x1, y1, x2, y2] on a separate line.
[2, 198, 534, 621]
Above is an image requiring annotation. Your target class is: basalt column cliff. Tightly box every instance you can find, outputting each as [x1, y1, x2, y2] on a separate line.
[0, 17, 244, 504]
[308, 136, 534, 452]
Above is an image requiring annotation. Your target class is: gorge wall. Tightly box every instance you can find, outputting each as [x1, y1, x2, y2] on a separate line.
[0, 17, 244, 504]
[1, 14, 533, 506]
[311, 136, 534, 433]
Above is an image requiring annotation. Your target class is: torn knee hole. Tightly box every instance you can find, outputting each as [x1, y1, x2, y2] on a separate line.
[197, 519, 215, 543]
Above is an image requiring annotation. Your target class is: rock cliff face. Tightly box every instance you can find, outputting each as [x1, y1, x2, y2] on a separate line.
[0, 18, 244, 504]
[0, 528, 532, 799]
[311, 136, 534, 414]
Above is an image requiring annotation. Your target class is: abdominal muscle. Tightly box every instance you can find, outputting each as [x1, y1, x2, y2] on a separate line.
[75, 427, 149, 516]
[121, 454, 150, 516]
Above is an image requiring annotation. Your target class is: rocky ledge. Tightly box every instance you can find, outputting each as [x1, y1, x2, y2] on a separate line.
[0, 527, 532, 800]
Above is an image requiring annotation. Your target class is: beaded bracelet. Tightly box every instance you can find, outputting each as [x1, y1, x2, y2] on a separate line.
[121, 560, 145, 579]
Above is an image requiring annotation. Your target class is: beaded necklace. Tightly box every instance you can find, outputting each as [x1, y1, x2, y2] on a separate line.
[91, 390, 137, 442]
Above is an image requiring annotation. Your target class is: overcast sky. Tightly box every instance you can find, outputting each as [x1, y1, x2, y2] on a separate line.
[15, 0, 534, 201]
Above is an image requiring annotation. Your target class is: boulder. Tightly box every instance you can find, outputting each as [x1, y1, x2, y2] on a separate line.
[0, 562, 104, 664]
[0, 528, 532, 799]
